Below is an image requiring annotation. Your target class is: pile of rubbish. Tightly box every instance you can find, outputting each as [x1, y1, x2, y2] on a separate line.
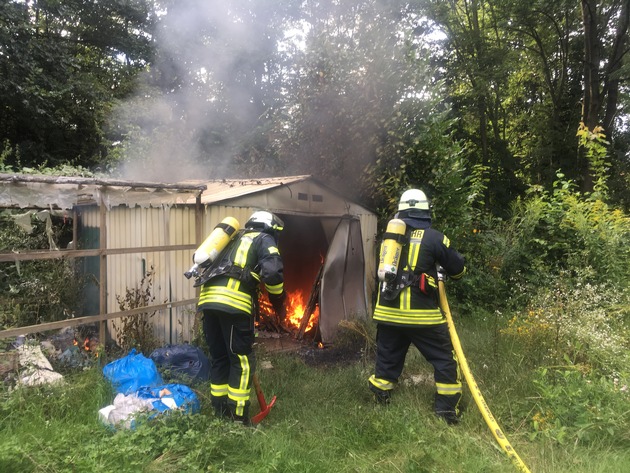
[1, 329, 210, 430]
[100, 345, 209, 429]
[0, 329, 88, 387]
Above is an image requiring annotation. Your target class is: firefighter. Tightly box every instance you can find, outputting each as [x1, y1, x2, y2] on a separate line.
[369, 189, 466, 424]
[198, 210, 286, 425]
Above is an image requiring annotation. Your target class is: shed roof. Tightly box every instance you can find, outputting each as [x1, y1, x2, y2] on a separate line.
[0, 173, 206, 209]
[0, 173, 374, 215]
[183, 175, 375, 217]
[182, 175, 312, 205]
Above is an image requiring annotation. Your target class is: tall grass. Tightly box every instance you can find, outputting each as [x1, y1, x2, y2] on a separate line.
[2, 315, 630, 473]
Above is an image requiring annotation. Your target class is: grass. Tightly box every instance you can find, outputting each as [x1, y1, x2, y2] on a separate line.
[1, 318, 630, 473]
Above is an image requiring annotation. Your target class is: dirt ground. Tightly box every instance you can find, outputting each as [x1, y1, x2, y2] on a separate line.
[255, 330, 371, 367]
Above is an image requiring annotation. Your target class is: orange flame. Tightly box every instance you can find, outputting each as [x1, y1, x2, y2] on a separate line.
[285, 290, 319, 331]
[258, 289, 319, 335]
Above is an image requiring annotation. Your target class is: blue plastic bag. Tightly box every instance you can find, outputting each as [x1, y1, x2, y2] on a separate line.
[103, 348, 163, 394]
[136, 383, 201, 414]
[149, 344, 210, 382]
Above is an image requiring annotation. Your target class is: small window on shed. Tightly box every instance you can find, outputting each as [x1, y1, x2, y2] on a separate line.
[312, 194, 323, 202]
[298, 193, 308, 201]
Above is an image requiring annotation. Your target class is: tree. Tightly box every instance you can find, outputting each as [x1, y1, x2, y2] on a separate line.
[579, 0, 630, 193]
[421, 0, 630, 208]
[0, 0, 156, 170]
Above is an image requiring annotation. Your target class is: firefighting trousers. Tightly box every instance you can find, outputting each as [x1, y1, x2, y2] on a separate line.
[369, 322, 462, 415]
[202, 309, 255, 417]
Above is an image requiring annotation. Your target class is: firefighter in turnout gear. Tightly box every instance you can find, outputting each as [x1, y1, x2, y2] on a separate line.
[369, 189, 466, 424]
[198, 210, 286, 425]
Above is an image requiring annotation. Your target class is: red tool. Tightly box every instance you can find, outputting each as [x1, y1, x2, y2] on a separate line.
[251, 374, 277, 425]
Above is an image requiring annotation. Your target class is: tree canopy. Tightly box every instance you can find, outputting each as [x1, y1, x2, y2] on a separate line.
[1, 0, 629, 214]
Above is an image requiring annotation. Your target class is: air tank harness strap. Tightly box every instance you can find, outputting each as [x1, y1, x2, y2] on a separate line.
[382, 271, 436, 301]
[383, 231, 408, 244]
[216, 221, 238, 237]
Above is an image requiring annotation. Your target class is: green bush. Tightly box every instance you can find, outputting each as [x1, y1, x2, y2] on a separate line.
[499, 175, 629, 301]
[0, 210, 83, 330]
[530, 367, 630, 446]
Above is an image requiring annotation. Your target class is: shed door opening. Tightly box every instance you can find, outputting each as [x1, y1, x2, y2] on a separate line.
[257, 214, 369, 345]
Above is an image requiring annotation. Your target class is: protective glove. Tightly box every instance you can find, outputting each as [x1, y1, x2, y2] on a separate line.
[274, 304, 287, 322]
[269, 291, 287, 322]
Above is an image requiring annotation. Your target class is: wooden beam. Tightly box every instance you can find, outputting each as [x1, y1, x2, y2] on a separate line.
[0, 173, 207, 192]
[0, 299, 198, 339]
[0, 244, 197, 263]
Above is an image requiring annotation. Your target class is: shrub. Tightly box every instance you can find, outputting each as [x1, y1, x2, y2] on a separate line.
[500, 175, 630, 300]
[502, 273, 630, 376]
[0, 210, 83, 330]
[112, 267, 161, 355]
[530, 366, 630, 446]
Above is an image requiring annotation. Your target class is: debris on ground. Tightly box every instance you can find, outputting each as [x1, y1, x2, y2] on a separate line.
[100, 349, 200, 429]
[15, 343, 64, 387]
[149, 344, 210, 383]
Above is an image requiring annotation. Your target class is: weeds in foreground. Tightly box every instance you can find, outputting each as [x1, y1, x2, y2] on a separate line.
[2, 319, 630, 473]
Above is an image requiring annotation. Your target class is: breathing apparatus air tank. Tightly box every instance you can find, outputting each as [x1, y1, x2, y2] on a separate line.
[377, 218, 407, 284]
[184, 216, 240, 280]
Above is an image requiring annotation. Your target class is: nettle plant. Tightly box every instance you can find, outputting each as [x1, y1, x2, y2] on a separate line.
[503, 272, 630, 374]
[503, 273, 630, 445]
[112, 266, 161, 355]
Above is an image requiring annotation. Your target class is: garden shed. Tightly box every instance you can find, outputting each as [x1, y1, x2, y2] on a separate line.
[0, 173, 378, 347]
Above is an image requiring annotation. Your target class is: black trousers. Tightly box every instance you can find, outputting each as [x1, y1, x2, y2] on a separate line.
[203, 309, 255, 417]
[371, 322, 462, 415]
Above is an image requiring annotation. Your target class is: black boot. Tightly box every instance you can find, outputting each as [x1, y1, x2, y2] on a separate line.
[212, 399, 229, 419]
[228, 405, 251, 426]
[369, 384, 392, 405]
[435, 410, 460, 425]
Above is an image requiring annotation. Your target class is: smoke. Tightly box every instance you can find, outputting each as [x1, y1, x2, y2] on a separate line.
[112, 0, 431, 199]
[114, 1, 274, 183]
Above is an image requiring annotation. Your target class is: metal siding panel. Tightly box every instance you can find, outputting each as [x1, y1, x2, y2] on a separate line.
[359, 213, 378, 305]
[101, 196, 377, 346]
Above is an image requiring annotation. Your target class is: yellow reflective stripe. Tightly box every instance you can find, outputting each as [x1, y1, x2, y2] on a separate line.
[198, 285, 252, 312]
[210, 384, 228, 398]
[401, 286, 411, 311]
[228, 387, 250, 401]
[408, 230, 423, 267]
[266, 282, 283, 295]
[268, 246, 279, 255]
[226, 354, 251, 416]
[436, 382, 462, 395]
[235, 233, 256, 266]
[227, 278, 240, 290]
[443, 235, 451, 247]
[237, 354, 250, 390]
[450, 267, 466, 280]
[373, 307, 444, 325]
[369, 375, 395, 390]
[199, 284, 251, 304]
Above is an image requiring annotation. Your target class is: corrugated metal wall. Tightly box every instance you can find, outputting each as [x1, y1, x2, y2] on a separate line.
[77, 199, 378, 347]
[104, 205, 198, 346]
[357, 212, 378, 303]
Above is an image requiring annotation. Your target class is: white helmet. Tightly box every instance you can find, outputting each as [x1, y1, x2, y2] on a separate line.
[398, 189, 430, 211]
[245, 210, 284, 232]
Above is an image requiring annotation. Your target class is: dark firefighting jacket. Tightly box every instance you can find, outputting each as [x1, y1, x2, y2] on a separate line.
[197, 230, 284, 316]
[373, 215, 466, 327]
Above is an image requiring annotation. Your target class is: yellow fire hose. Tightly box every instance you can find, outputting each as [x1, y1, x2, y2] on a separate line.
[438, 278, 531, 473]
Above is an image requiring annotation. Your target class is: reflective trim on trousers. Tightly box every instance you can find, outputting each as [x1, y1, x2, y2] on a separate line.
[436, 382, 462, 395]
[369, 374, 395, 391]
[210, 383, 229, 399]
